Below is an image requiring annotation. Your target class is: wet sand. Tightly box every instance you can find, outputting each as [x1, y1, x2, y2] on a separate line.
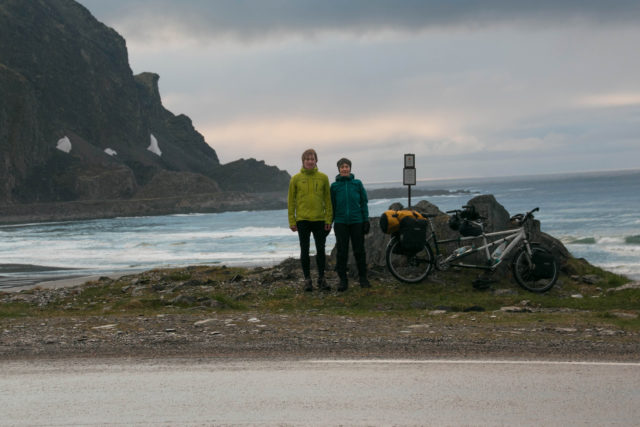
[1, 275, 121, 291]
[0, 263, 123, 292]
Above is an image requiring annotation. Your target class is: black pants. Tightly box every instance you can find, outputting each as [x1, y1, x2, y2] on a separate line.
[296, 220, 327, 279]
[334, 222, 367, 279]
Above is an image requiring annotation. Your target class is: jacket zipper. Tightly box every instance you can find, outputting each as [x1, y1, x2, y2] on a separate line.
[345, 180, 350, 221]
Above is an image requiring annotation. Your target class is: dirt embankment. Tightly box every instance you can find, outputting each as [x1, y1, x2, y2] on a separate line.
[2, 311, 639, 361]
[2, 263, 639, 362]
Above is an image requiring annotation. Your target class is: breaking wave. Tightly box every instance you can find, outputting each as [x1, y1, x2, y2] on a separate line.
[563, 235, 640, 246]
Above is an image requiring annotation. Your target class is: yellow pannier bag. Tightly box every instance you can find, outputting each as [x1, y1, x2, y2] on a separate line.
[379, 209, 425, 234]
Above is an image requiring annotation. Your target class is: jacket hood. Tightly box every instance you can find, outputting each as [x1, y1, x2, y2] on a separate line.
[301, 167, 318, 174]
[335, 173, 355, 181]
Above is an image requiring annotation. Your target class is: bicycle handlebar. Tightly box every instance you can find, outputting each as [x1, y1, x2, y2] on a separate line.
[446, 207, 487, 220]
[446, 205, 475, 214]
[448, 206, 541, 224]
[520, 207, 539, 224]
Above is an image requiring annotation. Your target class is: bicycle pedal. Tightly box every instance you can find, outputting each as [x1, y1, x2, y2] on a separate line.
[436, 255, 450, 271]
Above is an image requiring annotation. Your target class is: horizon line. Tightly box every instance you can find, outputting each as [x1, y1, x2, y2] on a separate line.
[366, 167, 640, 186]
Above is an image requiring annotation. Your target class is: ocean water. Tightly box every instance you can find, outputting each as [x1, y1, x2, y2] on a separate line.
[1, 169, 638, 287]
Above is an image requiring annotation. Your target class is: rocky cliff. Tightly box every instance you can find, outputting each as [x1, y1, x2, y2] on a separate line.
[0, 0, 289, 211]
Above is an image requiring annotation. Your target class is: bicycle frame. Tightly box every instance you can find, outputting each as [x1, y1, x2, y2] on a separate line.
[426, 219, 529, 271]
[385, 207, 557, 291]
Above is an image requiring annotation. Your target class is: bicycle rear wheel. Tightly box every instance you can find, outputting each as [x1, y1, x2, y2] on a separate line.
[512, 244, 558, 293]
[385, 237, 434, 283]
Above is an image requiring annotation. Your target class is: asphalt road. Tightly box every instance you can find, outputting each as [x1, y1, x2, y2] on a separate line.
[2, 358, 639, 426]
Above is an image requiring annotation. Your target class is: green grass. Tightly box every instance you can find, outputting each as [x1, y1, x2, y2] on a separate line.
[166, 271, 193, 281]
[0, 301, 33, 319]
[1, 263, 638, 331]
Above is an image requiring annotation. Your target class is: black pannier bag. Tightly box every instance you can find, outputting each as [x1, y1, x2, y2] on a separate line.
[459, 220, 483, 237]
[448, 213, 461, 231]
[449, 205, 482, 236]
[399, 216, 427, 253]
[532, 250, 555, 279]
[460, 205, 480, 221]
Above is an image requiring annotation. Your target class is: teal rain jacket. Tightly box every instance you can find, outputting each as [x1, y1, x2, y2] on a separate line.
[330, 173, 369, 224]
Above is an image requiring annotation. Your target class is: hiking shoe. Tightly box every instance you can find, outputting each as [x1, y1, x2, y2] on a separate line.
[359, 277, 371, 288]
[337, 278, 349, 292]
[317, 277, 331, 291]
[303, 278, 313, 292]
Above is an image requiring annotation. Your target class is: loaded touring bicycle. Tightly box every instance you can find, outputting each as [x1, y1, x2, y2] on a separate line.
[380, 205, 559, 292]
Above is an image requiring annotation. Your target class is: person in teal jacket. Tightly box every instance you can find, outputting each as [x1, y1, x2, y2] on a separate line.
[330, 157, 370, 291]
[288, 148, 333, 292]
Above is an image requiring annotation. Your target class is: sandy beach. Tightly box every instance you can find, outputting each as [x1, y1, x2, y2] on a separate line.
[0, 263, 126, 292]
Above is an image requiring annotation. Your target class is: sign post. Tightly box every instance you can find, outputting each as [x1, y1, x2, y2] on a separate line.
[403, 154, 416, 208]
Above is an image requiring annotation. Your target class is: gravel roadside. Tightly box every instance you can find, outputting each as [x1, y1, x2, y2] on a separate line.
[2, 311, 639, 362]
[2, 261, 639, 362]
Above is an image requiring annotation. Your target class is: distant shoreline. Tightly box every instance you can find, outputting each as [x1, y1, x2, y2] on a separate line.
[365, 168, 640, 187]
[366, 187, 474, 199]
[0, 187, 473, 225]
[5, 167, 636, 225]
[0, 191, 287, 225]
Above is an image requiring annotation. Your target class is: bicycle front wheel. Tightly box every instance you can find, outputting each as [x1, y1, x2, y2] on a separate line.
[512, 244, 558, 293]
[385, 237, 434, 283]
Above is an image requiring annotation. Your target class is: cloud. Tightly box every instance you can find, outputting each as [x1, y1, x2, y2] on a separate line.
[75, 0, 640, 182]
[201, 114, 455, 147]
[199, 114, 456, 171]
[80, 0, 640, 45]
[577, 93, 640, 108]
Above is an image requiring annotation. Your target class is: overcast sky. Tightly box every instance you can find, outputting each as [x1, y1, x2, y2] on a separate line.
[76, 0, 640, 183]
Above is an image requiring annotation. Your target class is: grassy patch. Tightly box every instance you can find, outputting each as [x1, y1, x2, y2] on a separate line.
[1, 263, 637, 331]
[165, 271, 192, 281]
[0, 301, 33, 318]
[564, 257, 629, 288]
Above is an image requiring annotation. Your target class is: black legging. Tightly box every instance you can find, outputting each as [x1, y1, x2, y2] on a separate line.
[296, 220, 327, 279]
[334, 222, 367, 279]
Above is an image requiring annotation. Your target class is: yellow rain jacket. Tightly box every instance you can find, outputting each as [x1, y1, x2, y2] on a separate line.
[288, 167, 333, 227]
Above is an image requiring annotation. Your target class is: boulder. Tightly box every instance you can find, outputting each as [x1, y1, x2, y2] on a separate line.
[330, 195, 570, 277]
[465, 194, 511, 232]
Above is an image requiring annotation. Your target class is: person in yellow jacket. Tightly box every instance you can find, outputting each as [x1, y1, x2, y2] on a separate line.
[288, 148, 333, 292]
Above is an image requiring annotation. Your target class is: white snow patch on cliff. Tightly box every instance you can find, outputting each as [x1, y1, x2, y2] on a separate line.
[147, 134, 162, 156]
[56, 136, 72, 153]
